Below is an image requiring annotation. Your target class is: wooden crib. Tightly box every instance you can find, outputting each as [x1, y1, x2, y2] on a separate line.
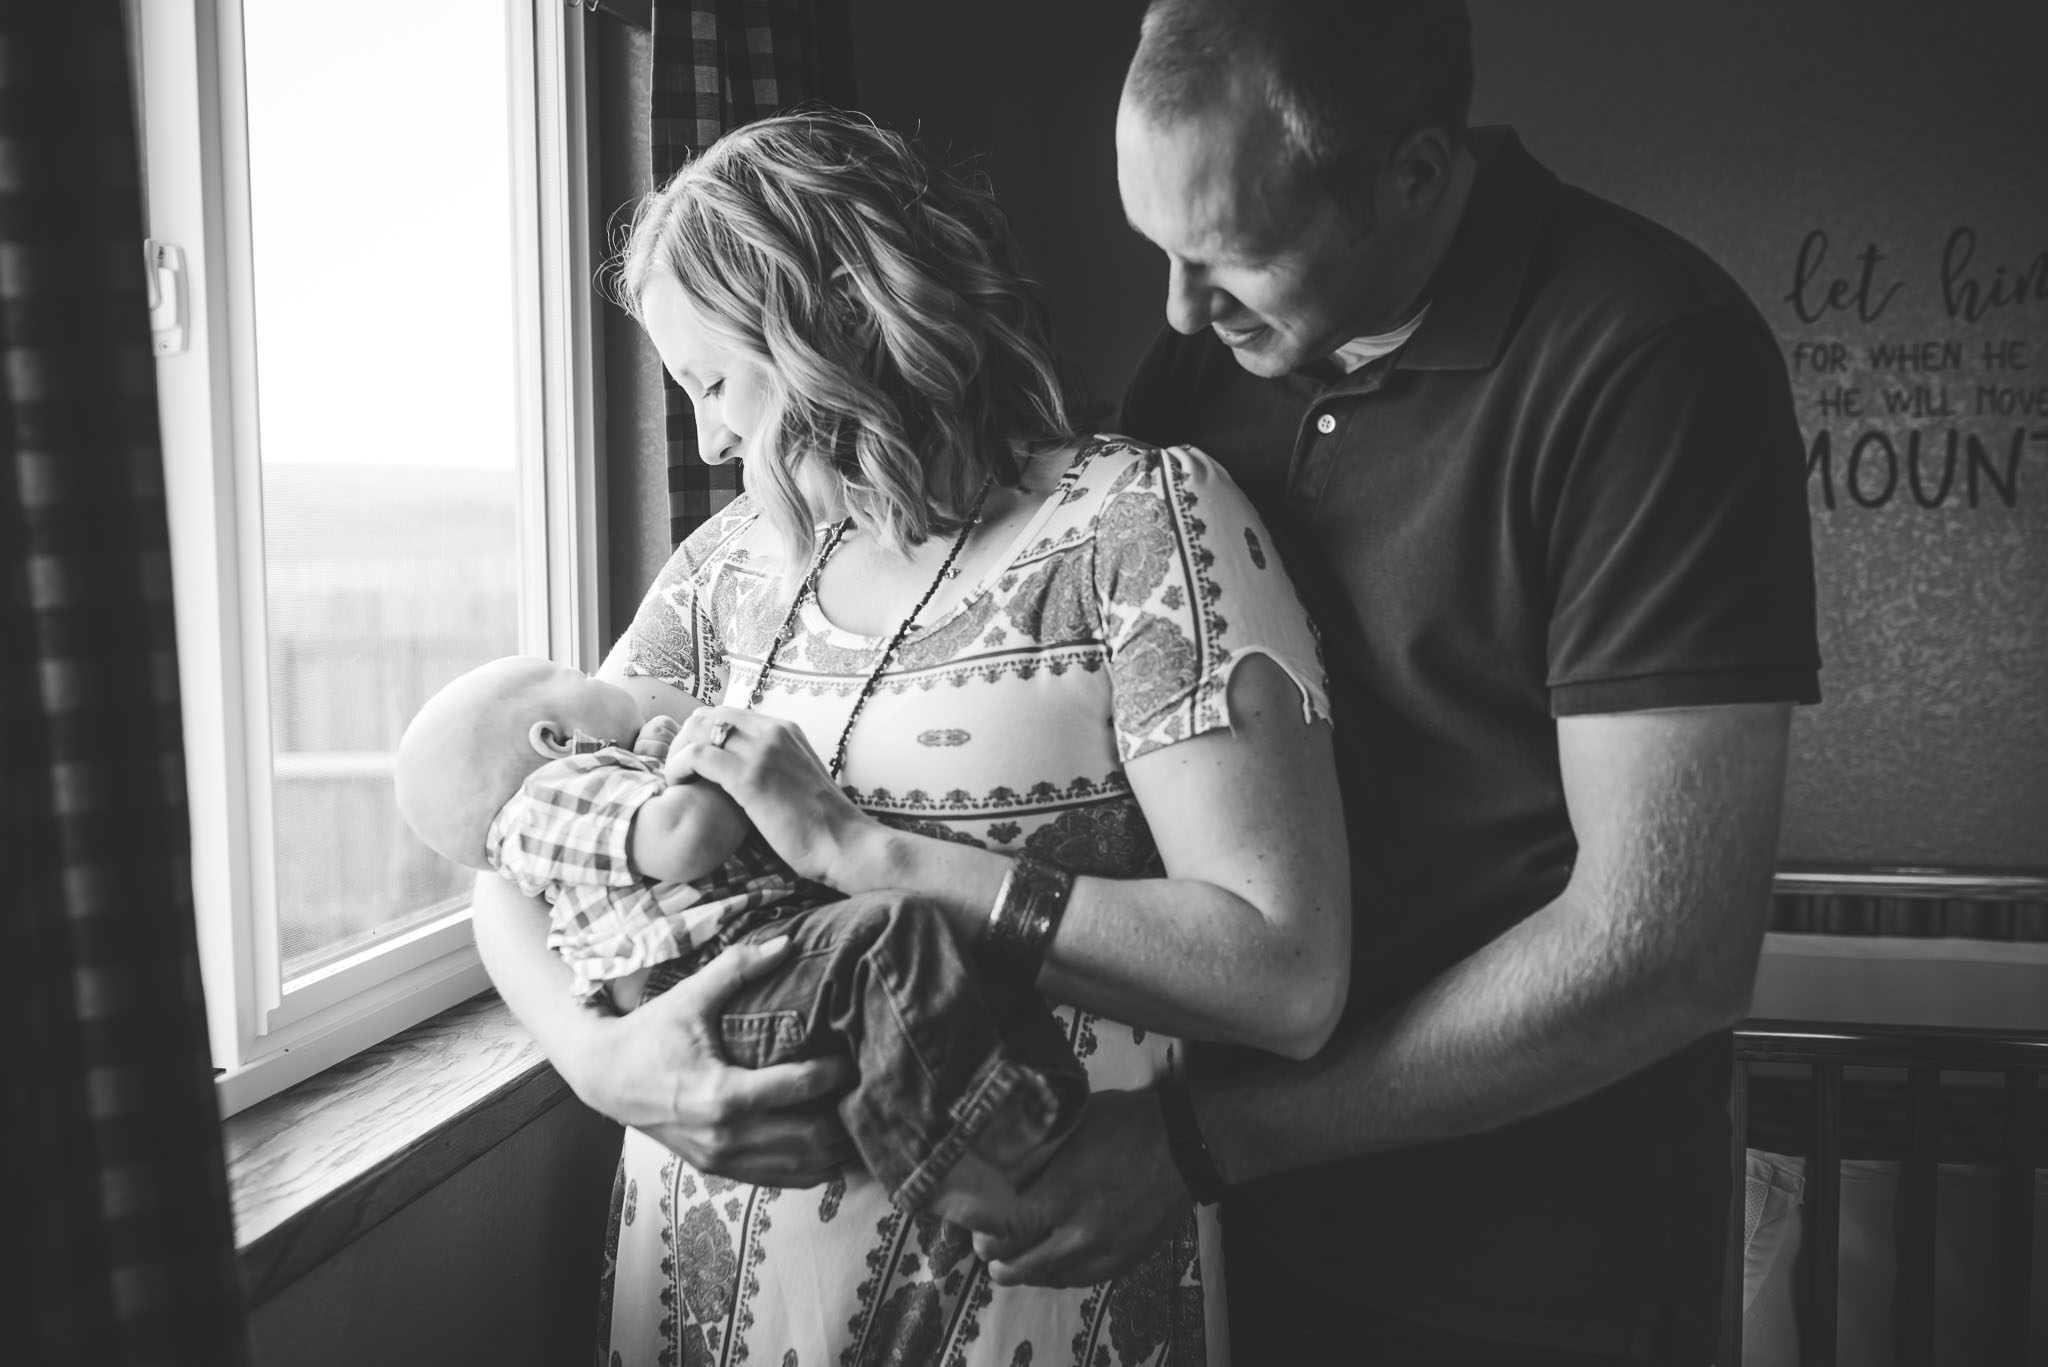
[1720, 1021, 2048, 1366]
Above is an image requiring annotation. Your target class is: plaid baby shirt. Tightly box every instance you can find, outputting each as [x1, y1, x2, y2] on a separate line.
[484, 745, 806, 998]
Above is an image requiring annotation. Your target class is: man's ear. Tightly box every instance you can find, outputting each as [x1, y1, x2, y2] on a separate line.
[529, 721, 572, 759]
[1387, 126, 1457, 217]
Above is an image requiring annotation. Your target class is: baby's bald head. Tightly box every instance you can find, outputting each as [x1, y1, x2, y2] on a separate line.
[395, 656, 640, 870]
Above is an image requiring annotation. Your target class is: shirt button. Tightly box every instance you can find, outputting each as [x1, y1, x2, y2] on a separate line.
[1315, 413, 1337, 435]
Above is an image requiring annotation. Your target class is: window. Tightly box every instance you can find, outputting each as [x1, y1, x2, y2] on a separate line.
[131, 0, 604, 1115]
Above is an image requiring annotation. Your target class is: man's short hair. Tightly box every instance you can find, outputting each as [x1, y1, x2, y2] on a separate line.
[1127, 0, 1473, 205]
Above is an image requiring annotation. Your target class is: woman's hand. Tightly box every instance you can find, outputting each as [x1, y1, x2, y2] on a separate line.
[580, 937, 858, 1185]
[470, 872, 855, 1186]
[664, 706, 880, 886]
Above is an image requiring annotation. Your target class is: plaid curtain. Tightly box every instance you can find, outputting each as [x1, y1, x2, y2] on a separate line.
[0, 2, 249, 1364]
[651, 0, 855, 546]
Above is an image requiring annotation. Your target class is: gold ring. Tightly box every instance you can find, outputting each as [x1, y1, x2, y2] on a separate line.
[708, 719, 733, 749]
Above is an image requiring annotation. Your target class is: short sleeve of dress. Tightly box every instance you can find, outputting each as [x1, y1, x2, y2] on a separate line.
[1090, 440, 1329, 761]
[618, 496, 758, 705]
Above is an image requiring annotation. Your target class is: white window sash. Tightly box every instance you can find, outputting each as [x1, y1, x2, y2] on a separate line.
[137, 0, 603, 1117]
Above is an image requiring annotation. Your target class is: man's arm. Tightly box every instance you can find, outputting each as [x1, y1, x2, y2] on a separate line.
[976, 700, 1790, 1283]
[1204, 701, 1787, 1171]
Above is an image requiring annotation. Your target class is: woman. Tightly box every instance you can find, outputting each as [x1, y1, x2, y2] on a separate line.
[472, 112, 1348, 1366]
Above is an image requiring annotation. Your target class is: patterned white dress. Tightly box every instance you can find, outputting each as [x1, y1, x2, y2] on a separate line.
[599, 436, 1327, 1367]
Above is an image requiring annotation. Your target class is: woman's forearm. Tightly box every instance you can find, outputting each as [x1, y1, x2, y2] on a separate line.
[470, 871, 610, 1103]
[833, 825, 1345, 1059]
[831, 657, 1349, 1058]
[683, 657, 1350, 1060]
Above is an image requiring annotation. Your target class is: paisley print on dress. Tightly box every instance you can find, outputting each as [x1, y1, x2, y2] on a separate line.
[797, 628, 887, 678]
[865, 1281, 947, 1366]
[1094, 487, 1179, 615]
[1022, 802, 1158, 879]
[675, 1202, 739, 1336]
[1108, 617, 1201, 753]
[896, 594, 1001, 672]
[1105, 1223, 1203, 1365]
[625, 576, 700, 691]
[602, 436, 1329, 1367]
[1002, 553, 1094, 645]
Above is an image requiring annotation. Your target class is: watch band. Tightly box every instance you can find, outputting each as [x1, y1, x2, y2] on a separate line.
[1158, 1071, 1227, 1206]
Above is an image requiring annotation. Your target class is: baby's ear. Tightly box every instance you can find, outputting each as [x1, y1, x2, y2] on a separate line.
[529, 721, 573, 759]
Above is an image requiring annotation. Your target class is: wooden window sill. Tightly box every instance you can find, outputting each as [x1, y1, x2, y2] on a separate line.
[223, 991, 575, 1306]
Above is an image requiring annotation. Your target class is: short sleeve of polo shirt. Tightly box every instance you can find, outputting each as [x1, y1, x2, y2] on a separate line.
[1543, 306, 1820, 715]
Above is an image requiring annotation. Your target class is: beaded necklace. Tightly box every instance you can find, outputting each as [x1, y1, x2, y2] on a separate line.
[744, 477, 995, 782]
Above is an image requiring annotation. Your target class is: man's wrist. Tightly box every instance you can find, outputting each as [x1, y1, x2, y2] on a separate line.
[1157, 1073, 1228, 1205]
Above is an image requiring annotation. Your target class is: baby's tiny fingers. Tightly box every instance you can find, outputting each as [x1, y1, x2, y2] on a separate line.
[662, 745, 700, 785]
[636, 715, 682, 757]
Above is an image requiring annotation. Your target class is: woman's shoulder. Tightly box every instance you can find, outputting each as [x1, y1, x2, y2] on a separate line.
[652, 493, 772, 591]
[1060, 432, 1239, 499]
[1051, 432, 1266, 546]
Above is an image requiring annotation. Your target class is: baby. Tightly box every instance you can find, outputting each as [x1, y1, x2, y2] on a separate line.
[395, 654, 812, 1008]
[394, 655, 1086, 1227]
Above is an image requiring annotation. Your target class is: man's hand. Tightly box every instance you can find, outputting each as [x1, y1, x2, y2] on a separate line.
[970, 1089, 1193, 1287]
[580, 936, 857, 1187]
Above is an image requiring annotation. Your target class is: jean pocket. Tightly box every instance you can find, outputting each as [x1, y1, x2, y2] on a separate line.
[719, 1010, 808, 1068]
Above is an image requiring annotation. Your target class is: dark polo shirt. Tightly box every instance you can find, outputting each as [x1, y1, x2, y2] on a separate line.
[1119, 128, 1819, 1361]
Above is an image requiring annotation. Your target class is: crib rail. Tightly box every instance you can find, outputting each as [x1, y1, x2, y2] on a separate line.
[1719, 1020, 2048, 1367]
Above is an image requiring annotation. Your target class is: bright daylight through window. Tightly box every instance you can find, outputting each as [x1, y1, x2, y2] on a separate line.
[135, 0, 598, 1113]
[243, 4, 520, 977]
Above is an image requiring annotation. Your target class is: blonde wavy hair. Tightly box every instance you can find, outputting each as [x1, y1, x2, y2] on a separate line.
[613, 111, 1079, 573]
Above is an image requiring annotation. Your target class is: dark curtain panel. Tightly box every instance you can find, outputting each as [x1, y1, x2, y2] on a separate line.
[0, 2, 249, 1364]
[651, 0, 856, 546]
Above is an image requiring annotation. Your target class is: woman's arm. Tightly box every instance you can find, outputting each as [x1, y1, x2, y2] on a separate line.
[673, 651, 1351, 1060]
[470, 648, 857, 1178]
[471, 867, 856, 1181]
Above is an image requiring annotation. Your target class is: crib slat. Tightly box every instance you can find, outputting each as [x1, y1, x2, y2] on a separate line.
[1804, 1063, 1842, 1367]
[1996, 1068, 2037, 1365]
[1722, 1063, 1749, 1367]
[1895, 1067, 1938, 1367]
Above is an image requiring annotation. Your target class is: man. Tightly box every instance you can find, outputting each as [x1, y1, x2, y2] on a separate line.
[970, 2, 1821, 1362]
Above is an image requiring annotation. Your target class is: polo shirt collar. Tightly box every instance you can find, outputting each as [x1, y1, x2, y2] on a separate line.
[1396, 126, 1559, 374]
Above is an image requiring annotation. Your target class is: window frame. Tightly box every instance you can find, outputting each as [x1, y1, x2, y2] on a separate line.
[135, 0, 605, 1116]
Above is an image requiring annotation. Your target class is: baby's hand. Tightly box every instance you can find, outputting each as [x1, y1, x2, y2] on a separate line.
[634, 714, 681, 761]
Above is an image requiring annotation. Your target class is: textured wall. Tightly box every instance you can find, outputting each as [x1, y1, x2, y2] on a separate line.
[855, 1, 2048, 873]
[1462, 2, 2048, 870]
